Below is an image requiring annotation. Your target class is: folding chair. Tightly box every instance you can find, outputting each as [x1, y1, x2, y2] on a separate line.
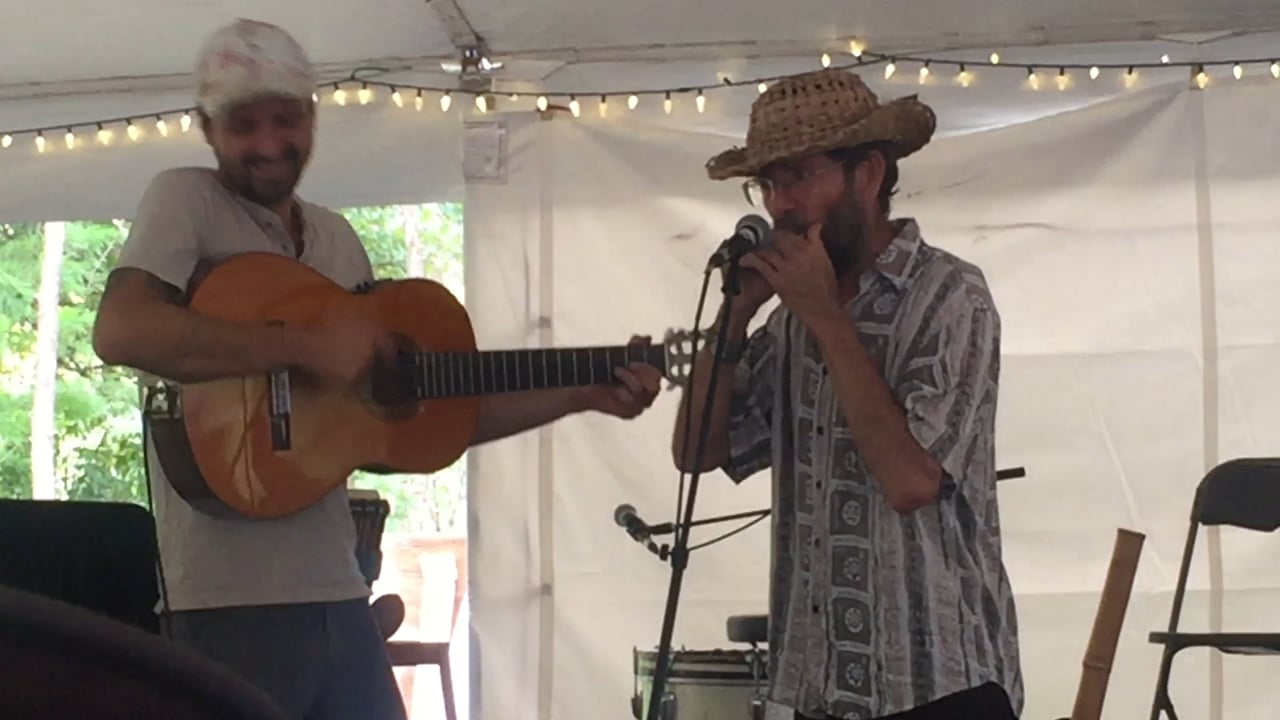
[1148, 457, 1280, 720]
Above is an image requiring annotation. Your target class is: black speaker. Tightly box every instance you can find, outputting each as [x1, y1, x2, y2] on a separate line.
[0, 584, 290, 720]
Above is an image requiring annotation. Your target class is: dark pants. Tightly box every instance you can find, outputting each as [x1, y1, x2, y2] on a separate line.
[164, 598, 407, 720]
[796, 682, 1018, 720]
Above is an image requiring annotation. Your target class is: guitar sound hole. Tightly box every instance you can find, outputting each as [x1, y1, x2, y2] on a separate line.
[365, 332, 420, 417]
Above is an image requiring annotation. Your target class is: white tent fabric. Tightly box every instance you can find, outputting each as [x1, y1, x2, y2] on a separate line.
[464, 77, 1280, 720]
[0, 5, 1278, 718]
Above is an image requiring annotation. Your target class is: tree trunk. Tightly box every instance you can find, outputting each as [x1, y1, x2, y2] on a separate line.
[31, 221, 66, 500]
[401, 205, 423, 278]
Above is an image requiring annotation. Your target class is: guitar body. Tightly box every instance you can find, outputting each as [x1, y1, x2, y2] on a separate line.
[166, 252, 480, 520]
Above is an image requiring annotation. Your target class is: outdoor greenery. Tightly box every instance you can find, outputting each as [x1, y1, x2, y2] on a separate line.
[0, 204, 466, 535]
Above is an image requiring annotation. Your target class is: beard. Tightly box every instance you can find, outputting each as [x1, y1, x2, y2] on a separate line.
[218, 145, 304, 208]
[773, 194, 869, 273]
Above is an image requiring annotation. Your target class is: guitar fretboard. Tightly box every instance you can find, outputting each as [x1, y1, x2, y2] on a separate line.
[409, 344, 669, 399]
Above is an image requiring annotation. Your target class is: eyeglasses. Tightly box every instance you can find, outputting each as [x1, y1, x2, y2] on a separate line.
[740, 162, 845, 206]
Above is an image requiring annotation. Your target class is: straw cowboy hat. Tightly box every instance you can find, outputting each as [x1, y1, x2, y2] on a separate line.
[705, 68, 937, 180]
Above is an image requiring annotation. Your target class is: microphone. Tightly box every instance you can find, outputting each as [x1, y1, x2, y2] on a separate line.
[706, 214, 772, 270]
[614, 503, 652, 543]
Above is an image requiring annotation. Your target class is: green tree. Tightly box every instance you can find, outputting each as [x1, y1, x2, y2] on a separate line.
[0, 204, 466, 539]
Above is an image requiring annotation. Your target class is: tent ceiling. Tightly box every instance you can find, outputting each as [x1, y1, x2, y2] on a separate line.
[6, 1, 1280, 96]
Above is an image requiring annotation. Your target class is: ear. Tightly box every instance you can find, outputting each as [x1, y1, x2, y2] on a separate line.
[198, 112, 215, 148]
[855, 149, 887, 200]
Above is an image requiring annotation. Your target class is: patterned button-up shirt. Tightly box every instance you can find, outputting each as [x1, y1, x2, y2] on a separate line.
[723, 219, 1023, 719]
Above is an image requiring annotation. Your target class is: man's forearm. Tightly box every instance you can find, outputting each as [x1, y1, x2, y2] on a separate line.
[470, 388, 588, 446]
[671, 301, 753, 471]
[807, 309, 942, 512]
[95, 300, 306, 384]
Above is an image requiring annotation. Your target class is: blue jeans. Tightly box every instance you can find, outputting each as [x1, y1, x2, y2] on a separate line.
[164, 598, 407, 720]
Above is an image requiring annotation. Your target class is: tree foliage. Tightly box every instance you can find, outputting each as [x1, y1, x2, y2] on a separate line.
[0, 204, 466, 536]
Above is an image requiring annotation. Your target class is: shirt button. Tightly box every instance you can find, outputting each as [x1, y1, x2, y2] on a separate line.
[811, 604, 820, 613]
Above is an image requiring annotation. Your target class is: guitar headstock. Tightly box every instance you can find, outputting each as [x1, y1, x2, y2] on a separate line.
[660, 327, 713, 390]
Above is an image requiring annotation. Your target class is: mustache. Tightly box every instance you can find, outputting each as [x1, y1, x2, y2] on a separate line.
[245, 145, 301, 169]
[772, 214, 811, 235]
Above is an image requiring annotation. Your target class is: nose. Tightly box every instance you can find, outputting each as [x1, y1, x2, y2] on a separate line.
[764, 191, 796, 219]
[249, 126, 291, 159]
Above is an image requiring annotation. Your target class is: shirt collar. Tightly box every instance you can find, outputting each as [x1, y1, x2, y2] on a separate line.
[867, 218, 924, 291]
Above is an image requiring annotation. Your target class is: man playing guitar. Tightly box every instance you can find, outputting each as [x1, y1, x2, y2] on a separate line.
[91, 17, 663, 719]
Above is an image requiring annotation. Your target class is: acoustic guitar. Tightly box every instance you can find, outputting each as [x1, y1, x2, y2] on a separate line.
[144, 252, 704, 521]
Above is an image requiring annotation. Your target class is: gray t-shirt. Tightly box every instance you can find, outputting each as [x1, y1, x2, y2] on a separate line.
[115, 166, 375, 611]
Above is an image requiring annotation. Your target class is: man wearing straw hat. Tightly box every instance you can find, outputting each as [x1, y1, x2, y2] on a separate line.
[672, 68, 1023, 719]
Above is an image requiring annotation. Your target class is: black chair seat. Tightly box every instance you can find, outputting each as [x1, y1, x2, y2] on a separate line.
[1149, 631, 1280, 655]
[727, 614, 769, 644]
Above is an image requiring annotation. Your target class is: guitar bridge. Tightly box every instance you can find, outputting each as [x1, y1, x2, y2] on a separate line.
[268, 368, 292, 451]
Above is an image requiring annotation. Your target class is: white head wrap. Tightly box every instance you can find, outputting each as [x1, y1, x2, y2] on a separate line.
[193, 18, 316, 117]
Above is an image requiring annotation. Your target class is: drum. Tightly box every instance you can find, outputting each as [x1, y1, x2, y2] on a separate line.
[632, 648, 766, 720]
[348, 489, 390, 587]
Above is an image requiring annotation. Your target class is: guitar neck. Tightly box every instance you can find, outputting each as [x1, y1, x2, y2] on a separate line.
[409, 344, 670, 400]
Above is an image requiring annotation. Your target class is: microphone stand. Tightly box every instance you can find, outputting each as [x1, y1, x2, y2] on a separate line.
[644, 251, 744, 720]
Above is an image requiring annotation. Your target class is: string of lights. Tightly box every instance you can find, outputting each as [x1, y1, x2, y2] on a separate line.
[1, 42, 1276, 154]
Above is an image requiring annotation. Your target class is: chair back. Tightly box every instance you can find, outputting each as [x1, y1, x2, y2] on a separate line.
[0, 499, 159, 633]
[1195, 458, 1280, 532]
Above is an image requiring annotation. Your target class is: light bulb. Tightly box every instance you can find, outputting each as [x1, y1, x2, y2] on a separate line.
[358, 86, 372, 104]
[333, 87, 347, 105]
[628, 94, 639, 110]
[35, 133, 45, 153]
[474, 95, 487, 112]
[849, 41, 863, 57]
[180, 113, 192, 132]
[1124, 67, 1138, 89]
[918, 64, 930, 83]
[757, 82, 767, 94]
[695, 91, 705, 113]
[1026, 68, 1040, 90]
[1195, 70, 1209, 89]
[0, 134, 11, 149]
[156, 118, 168, 137]
[821, 53, 831, 68]
[536, 96, 548, 112]
[1089, 66, 1100, 80]
[392, 90, 404, 108]
[1272, 61, 1280, 79]
[97, 126, 111, 145]
[663, 93, 672, 114]
[64, 130, 74, 149]
[598, 95, 608, 117]
[127, 122, 140, 141]
[440, 93, 452, 112]
[884, 61, 896, 79]
[1233, 64, 1243, 80]
[989, 52, 1000, 64]
[414, 91, 424, 111]
[1055, 68, 1069, 91]
[956, 66, 972, 88]
[569, 96, 580, 117]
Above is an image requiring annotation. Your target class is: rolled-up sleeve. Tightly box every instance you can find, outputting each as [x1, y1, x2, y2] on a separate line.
[896, 285, 1000, 494]
[721, 322, 778, 484]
